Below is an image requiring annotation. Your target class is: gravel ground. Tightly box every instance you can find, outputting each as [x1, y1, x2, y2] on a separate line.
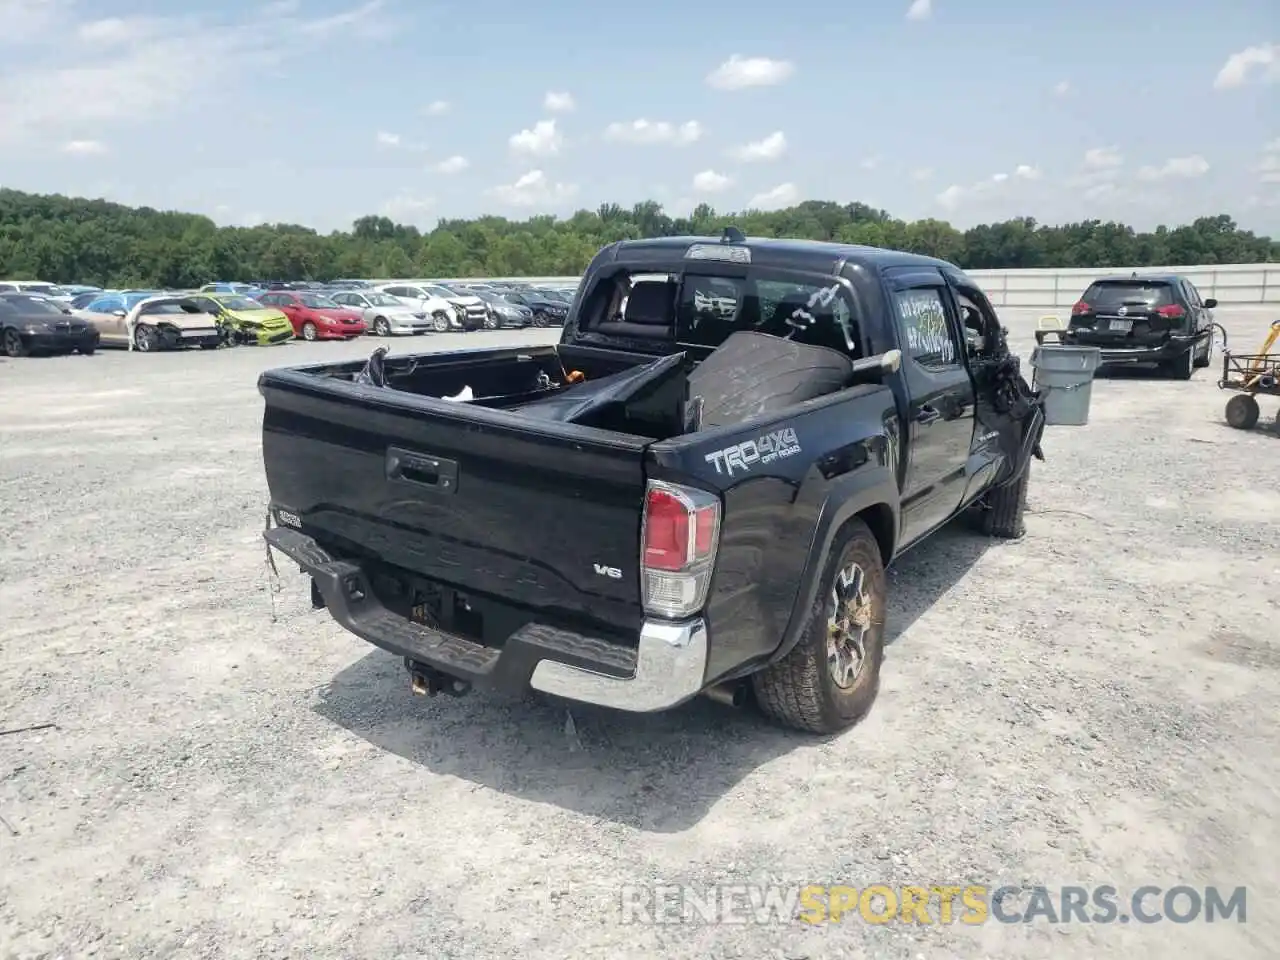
[1, 307, 1278, 960]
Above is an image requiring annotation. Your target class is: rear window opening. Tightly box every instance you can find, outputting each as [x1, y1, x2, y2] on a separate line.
[1081, 281, 1174, 309]
[576, 267, 864, 360]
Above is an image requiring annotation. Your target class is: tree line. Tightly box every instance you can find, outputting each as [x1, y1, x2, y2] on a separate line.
[0, 187, 1274, 288]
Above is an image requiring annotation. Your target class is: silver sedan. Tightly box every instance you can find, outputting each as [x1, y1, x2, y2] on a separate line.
[328, 290, 436, 335]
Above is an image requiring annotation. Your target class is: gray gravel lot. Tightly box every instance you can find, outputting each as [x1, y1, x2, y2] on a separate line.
[2, 307, 1278, 960]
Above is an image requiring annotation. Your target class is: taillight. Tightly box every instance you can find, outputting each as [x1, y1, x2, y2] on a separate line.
[1071, 301, 1091, 316]
[1156, 304, 1185, 318]
[641, 480, 721, 619]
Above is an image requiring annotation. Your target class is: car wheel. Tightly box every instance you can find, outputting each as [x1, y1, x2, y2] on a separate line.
[1166, 347, 1194, 380]
[533, 310, 551, 328]
[133, 325, 158, 352]
[751, 518, 886, 734]
[431, 311, 451, 333]
[199, 343, 219, 350]
[77, 344, 95, 356]
[483, 313, 498, 330]
[373, 316, 391, 337]
[1193, 336, 1211, 369]
[966, 461, 1031, 539]
[2, 328, 27, 358]
[301, 322, 318, 341]
[1225, 394, 1260, 430]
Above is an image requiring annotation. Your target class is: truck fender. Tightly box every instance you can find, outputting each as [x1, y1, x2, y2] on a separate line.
[769, 464, 900, 666]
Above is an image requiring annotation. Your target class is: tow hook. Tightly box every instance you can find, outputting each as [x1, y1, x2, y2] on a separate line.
[406, 659, 471, 698]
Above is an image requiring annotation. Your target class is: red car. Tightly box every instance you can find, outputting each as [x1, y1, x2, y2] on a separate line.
[258, 291, 367, 341]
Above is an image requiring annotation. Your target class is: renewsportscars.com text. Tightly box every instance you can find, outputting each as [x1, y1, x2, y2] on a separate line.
[618, 883, 1247, 926]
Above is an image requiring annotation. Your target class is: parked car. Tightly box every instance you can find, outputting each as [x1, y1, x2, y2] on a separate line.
[259, 233, 1049, 734]
[0, 280, 76, 306]
[0, 292, 99, 357]
[69, 291, 106, 310]
[328, 290, 437, 336]
[466, 289, 533, 328]
[501, 288, 570, 327]
[257, 291, 367, 341]
[75, 293, 223, 351]
[372, 283, 471, 332]
[199, 281, 266, 298]
[1059, 273, 1217, 379]
[190, 293, 295, 345]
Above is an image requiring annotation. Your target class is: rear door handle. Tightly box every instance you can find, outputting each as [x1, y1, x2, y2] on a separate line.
[386, 447, 459, 493]
[915, 405, 941, 425]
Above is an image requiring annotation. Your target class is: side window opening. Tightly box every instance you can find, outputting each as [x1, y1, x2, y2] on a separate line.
[894, 287, 962, 370]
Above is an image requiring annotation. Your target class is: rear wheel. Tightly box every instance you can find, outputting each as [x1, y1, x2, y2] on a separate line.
[1166, 347, 1194, 380]
[1193, 335, 1211, 369]
[752, 519, 886, 734]
[1225, 394, 1260, 430]
[2, 328, 27, 358]
[301, 322, 318, 341]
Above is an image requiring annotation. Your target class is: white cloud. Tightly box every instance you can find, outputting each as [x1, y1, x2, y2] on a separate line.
[603, 119, 702, 145]
[990, 173, 1009, 183]
[1258, 139, 1280, 183]
[1053, 80, 1070, 96]
[936, 184, 965, 209]
[860, 156, 879, 170]
[260, 0, 302, 16]
[375, 130, 400, 147]
[728, 131, 786, 162]
[911, 168, 934, 181]
[61, 139, 106, 155]
[380, 192, 435, 225]
[0, 0, 66, 43]
[543, 91, 574, 112]
[705, 54, 794, 90]
[746, 182, 798, 210]
[509, 119, 563, 156]
[0, 3, 391, 146]
[1135, 155, 1210, 181]
[692, 170, 731, 192]
[1213, 43, 1279, 90]
[432, 155, 469, 174]
[1084, 146, 1123, 169]
[298, 0, 388, 39]
[1014, 164, 1041, 180]
[424, 99, 450, 115]
[485, 169, 577, 208]
[906, 0, 932, 21]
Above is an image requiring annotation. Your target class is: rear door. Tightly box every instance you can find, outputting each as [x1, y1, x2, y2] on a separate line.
[883, 267, 976, 546]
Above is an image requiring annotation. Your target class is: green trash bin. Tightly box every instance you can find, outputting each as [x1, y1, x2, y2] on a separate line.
[1030, 344, 1102, 426]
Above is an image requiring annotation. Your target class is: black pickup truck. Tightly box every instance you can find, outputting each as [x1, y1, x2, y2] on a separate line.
[259, 233, 1046, 733]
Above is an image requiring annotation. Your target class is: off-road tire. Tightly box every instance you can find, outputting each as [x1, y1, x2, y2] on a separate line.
[3, 328, 28, 358]
[1225, 394, 1260, 430]
[751, 519, 886, 735]
[373, 316, 391, 336]
[431, 311, 451, 333]
[968, 462, 1031, 539]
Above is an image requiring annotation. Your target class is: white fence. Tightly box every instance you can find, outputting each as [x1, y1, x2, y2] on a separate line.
[418, 262, 1280, 308]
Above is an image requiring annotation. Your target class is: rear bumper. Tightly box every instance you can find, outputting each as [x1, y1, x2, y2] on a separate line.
[264, 526, 709, 712]
[1060, 330, 1203, 364]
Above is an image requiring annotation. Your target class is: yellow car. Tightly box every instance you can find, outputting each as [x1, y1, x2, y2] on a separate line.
[190, 293, 294, 345]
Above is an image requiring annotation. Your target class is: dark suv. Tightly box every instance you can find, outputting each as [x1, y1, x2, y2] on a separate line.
[1060, 273, 1216, 379]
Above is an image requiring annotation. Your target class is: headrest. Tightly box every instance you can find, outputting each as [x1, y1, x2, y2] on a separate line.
[624, 281, 675, 326]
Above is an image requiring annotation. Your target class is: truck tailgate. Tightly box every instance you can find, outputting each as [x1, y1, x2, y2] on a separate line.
[260, 369, 650, 631]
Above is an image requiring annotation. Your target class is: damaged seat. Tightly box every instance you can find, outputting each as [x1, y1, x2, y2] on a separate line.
[592, 279, 676, 340]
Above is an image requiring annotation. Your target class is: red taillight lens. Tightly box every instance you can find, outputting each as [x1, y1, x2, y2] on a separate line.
[643, 488, 688, 571]
[1071, 301, 1091, 316]
[1156, 304, 1184, 318]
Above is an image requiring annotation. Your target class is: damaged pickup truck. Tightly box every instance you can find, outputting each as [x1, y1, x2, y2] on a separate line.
[260, 232, 1046, 733]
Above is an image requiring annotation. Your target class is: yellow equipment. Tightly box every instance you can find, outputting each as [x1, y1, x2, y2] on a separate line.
[1219, 319, 1280, 431]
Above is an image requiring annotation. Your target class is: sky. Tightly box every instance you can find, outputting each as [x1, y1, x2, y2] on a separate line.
[0, 0, 1277, 237]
